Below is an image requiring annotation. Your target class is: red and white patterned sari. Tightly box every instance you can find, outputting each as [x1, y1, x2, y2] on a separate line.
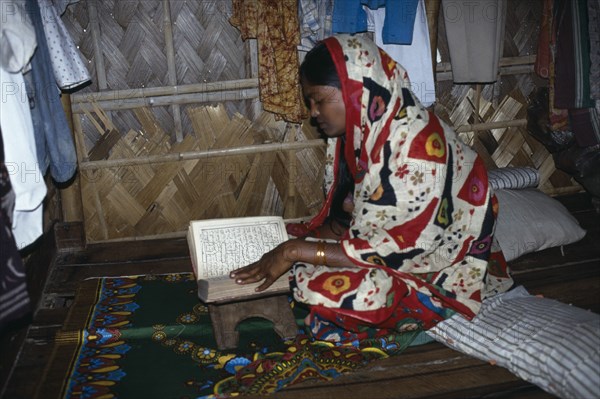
[291, 35, 513, 343]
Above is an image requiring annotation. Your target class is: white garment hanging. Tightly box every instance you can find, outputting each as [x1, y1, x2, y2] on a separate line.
[0, 3, 47, 249]
[38, 0, 91, 90]
[0, 1, 37, 73]
[442, 0, 506, 83]
[0, 67, 47, 249]
[365, 1, 436, 107]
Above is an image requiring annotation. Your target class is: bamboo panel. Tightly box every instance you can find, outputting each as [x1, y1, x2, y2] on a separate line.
[111, 131, 156, 195]
[233, 152, 277, 217]
[62, 0, 252, 146]
[439, 84, 581, 195]
[292, 122, 327, 213]
[77, 104, 326, 242]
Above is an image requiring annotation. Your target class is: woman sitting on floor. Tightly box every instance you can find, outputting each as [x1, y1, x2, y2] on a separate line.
[231, 34, 513, 344]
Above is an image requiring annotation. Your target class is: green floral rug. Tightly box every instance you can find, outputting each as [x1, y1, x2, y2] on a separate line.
[44, 273, 425, 399]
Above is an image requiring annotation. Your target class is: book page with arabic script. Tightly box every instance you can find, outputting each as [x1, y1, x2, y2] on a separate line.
[188, 216, 288, 280]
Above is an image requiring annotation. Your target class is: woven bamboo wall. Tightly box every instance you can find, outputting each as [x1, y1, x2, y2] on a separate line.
[62, 0, 326, 242]
[74, 103, 324, 241]
[61, 0, 580, 243]
[63, 0, 257, 146]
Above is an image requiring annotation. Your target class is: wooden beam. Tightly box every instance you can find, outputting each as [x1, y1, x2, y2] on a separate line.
[162, 0, 183, 141]
[71, 88, 260, 113]
[71, 78, 259, 103]
[87, 0, 107, 90]
[436, 55, 537, 73]
[436, 55, 537, 82]
[78, 139, 326, 170]
[455, 119, 527, 133]
[59, 94, 84, 223]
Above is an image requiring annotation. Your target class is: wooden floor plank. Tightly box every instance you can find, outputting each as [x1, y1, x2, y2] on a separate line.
[265, 343, 555, 398]
[1, 325, 60, 399]
[45, 258, 193, 296]
[0, 323, 29, 397]
[269, 362, 540, 399]
[31, 308, 70, 327]
[56, 237, 190, 265]
[512, 259, 600, 312]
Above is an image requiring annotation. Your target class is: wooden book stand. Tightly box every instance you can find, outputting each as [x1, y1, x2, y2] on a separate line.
[207, 293, 298, 350]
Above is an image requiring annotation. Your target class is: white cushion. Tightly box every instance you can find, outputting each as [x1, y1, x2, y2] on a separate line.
[493, 189, 586, 261]
[427, 286, 600, 399]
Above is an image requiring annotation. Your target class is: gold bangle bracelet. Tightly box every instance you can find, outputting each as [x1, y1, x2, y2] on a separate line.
[314, 241, 327, 265]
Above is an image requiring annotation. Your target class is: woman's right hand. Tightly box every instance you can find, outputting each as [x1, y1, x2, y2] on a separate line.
[230, 241, 295, 292]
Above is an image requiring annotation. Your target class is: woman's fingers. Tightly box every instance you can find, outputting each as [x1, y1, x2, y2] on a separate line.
[229, 246, 290, 292]
[230, 262, 254, 276]
[232, 265, 277, 292]
[236, 270, 273, 291]
[230, 262, 266, 284]
[256, 278, 273, 292]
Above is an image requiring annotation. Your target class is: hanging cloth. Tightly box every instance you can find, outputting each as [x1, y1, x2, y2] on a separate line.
[0, 0, 36, 73]
[554, 0, 594, 109]
[424, 0, 441, 74]
[534, 0, 552, 79]
[365, 1, 436, 107]
[554, 0, 600, 147]
[0, 129, 31, 331]
[298, 0, 334, 52]
[38, 0, 91, 90]
[544, 0, 570, 132]
[0, 2, 47, 249]
[24, 0, 78, 183]
[588, 0, 600, 101]
[0, 67, 46, 249]
[332, 0, 419, 45]
[442, 0, 506, 83]
[230, 0, 306, 123]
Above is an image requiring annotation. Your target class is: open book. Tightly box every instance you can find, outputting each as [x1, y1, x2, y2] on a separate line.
[187, 216, 291, 303]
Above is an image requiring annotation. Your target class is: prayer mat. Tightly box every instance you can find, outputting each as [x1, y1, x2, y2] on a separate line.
[41, 273, 424, 399]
